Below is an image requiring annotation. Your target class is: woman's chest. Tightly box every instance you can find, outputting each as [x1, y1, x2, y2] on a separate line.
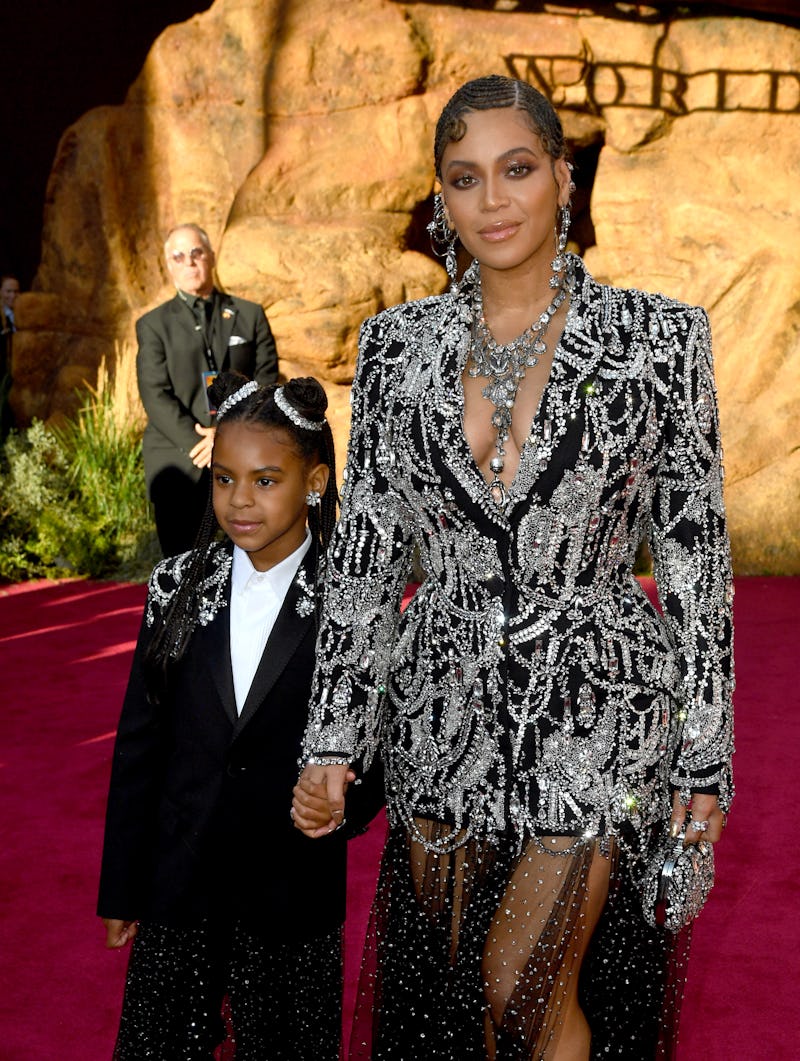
[383, 337, 669, 527]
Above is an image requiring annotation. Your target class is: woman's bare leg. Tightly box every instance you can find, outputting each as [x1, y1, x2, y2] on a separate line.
[481, 837, 614, 1060]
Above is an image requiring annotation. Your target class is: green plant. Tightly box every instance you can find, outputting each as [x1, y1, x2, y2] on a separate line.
[0, 420, 68, 579]
[0, 362, 158, 582]
[55, 386, 148, 539]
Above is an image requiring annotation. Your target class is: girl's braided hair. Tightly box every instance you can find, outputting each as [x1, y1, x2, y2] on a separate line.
[433, 74, 567, 178]
[142, 372, 337, 702]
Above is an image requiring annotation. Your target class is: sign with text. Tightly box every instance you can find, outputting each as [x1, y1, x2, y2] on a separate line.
[505, 49, 800, 116]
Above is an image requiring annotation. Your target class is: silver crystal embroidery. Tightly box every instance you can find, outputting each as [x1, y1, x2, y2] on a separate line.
[303, 255, 734, 854]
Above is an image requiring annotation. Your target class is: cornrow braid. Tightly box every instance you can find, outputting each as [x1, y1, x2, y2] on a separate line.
[433, 74, 567, 178]
[142, 371, 339, 701]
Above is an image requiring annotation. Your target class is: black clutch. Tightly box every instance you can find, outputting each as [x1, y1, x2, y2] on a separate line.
[642, 813, 715, 932]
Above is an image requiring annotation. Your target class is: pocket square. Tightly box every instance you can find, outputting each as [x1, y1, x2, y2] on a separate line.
[228, 335, 247, 346]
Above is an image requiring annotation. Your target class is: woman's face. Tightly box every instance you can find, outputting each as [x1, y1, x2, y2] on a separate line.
[439, 107, 571, 277]
[212, 421, 328, 571]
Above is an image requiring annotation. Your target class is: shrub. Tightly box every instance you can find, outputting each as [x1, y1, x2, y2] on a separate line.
[0, 354, 158, 582]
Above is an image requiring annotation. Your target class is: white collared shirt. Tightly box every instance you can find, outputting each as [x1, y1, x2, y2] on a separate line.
[229, 534, 311, 715]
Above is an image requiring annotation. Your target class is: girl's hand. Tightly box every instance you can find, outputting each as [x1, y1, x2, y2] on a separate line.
[670, 790, 726, 845]
[103, 918, 138, 949]
[292, 763, 354, 838]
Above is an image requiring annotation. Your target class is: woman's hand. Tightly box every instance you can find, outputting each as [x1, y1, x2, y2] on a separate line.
[103, 918, 138, 949]
[292, 763, 354, 838]
[670, 790, 726, 845]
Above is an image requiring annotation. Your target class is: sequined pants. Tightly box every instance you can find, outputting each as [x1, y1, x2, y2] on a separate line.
[113, 919, 343, 1060]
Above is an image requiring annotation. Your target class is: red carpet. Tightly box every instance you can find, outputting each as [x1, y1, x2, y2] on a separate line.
[0, 577, 798, 1059]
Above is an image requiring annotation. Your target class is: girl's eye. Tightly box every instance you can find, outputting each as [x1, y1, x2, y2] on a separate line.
[214, 473, 232, 486]
[257, 477, 274, 488]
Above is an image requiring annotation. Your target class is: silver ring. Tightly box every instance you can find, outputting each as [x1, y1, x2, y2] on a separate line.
[690, 818, 709, 833]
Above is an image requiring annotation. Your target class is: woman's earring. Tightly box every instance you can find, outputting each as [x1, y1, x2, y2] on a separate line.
[550, 204, 571, 282]
[305, 490, 321, 507]
[427, 193, 459, 289]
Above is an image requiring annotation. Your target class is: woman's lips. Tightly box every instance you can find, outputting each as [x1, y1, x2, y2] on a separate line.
[479, 221, 520, 242]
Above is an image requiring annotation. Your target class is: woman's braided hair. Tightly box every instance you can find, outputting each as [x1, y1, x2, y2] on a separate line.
[433, 74, 567, 179]
[142, 372, 337, 702]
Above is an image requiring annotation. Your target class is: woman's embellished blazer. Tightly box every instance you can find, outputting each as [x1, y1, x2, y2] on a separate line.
[303, 256, 734, 851]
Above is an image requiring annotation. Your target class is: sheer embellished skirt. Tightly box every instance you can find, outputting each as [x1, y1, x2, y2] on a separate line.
[349, 821, 691, 1060]
[113, 919, 343, 1060]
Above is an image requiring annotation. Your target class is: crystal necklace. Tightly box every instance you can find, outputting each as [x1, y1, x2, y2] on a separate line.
[468, 265, 572, 508]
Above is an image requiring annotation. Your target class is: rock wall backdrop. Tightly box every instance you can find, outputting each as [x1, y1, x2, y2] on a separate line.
[10, 0, 800, 574]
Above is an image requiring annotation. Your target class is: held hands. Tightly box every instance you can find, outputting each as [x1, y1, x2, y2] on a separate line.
[190, 424, 216, 468]
[292, 763, 354, 838]
[670, 790, 726, 846]
[103, 918, 138, 949]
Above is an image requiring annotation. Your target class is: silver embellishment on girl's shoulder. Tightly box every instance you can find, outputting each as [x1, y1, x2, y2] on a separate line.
[295, 565, 316, 617]
[196, 548, 232, 626]
[145, 546, 231, 631]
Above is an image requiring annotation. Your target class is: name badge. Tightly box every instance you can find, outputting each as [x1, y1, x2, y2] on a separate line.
[202, 370, 219, 415]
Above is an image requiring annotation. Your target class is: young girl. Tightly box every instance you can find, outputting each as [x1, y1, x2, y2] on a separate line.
[98, 372, 379, 1060]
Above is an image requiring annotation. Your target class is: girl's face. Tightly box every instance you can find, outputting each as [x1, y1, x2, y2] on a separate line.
[439, 107, 571, 277]
[212, 421, 328, 571]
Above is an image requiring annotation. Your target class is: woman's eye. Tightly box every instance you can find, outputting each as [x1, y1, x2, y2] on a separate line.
[507, 162, 531, 177]
[451, 173, 476, 189]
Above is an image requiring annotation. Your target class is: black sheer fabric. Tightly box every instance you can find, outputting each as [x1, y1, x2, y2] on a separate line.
[350, 823, 690, 1060]
[113, 920, 343, 1060]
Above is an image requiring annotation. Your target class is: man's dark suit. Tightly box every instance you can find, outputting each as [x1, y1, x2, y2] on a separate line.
[97, 541, 383, 935]
[136, 290, 279, 554]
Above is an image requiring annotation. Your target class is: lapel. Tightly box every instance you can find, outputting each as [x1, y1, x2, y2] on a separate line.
[509, 262, 607, 514]
[422, 279, 515, 526]
[194, 542, 238, 726]
[170, 291, 203, 338]
[214, 293, 238, 370]
[231, 545, 318, 738]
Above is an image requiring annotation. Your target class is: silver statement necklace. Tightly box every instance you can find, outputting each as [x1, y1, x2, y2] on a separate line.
[468, 265, 572, 508]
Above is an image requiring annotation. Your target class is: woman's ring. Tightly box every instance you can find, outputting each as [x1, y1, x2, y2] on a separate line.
[690, 819, 709, 833]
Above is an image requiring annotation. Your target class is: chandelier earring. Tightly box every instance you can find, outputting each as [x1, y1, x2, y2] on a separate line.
[550, 204, 571, 282]
[427, 192, 459, 289]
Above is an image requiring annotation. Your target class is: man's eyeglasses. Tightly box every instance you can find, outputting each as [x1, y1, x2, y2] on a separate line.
[170, 247, 208, 265]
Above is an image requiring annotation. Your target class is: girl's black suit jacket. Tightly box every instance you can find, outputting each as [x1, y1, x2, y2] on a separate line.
[97, 541, 382, 943]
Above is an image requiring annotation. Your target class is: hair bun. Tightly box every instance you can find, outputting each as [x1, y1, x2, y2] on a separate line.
[283, 377, 328, 421]
[208, 370, 250, 410]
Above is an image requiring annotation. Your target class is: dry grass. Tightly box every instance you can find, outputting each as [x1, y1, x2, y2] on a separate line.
[94, 341, 145, 434]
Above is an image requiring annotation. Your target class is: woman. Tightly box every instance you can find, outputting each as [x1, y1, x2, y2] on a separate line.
[293, 75, 733, 1060]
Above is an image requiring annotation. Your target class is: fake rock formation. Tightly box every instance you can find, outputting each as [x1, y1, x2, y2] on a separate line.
[11, 0, 800, 573]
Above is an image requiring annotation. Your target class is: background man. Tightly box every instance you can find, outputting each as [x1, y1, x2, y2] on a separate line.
[1, 275, 20, 437]
[137, 224, 278, 555]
